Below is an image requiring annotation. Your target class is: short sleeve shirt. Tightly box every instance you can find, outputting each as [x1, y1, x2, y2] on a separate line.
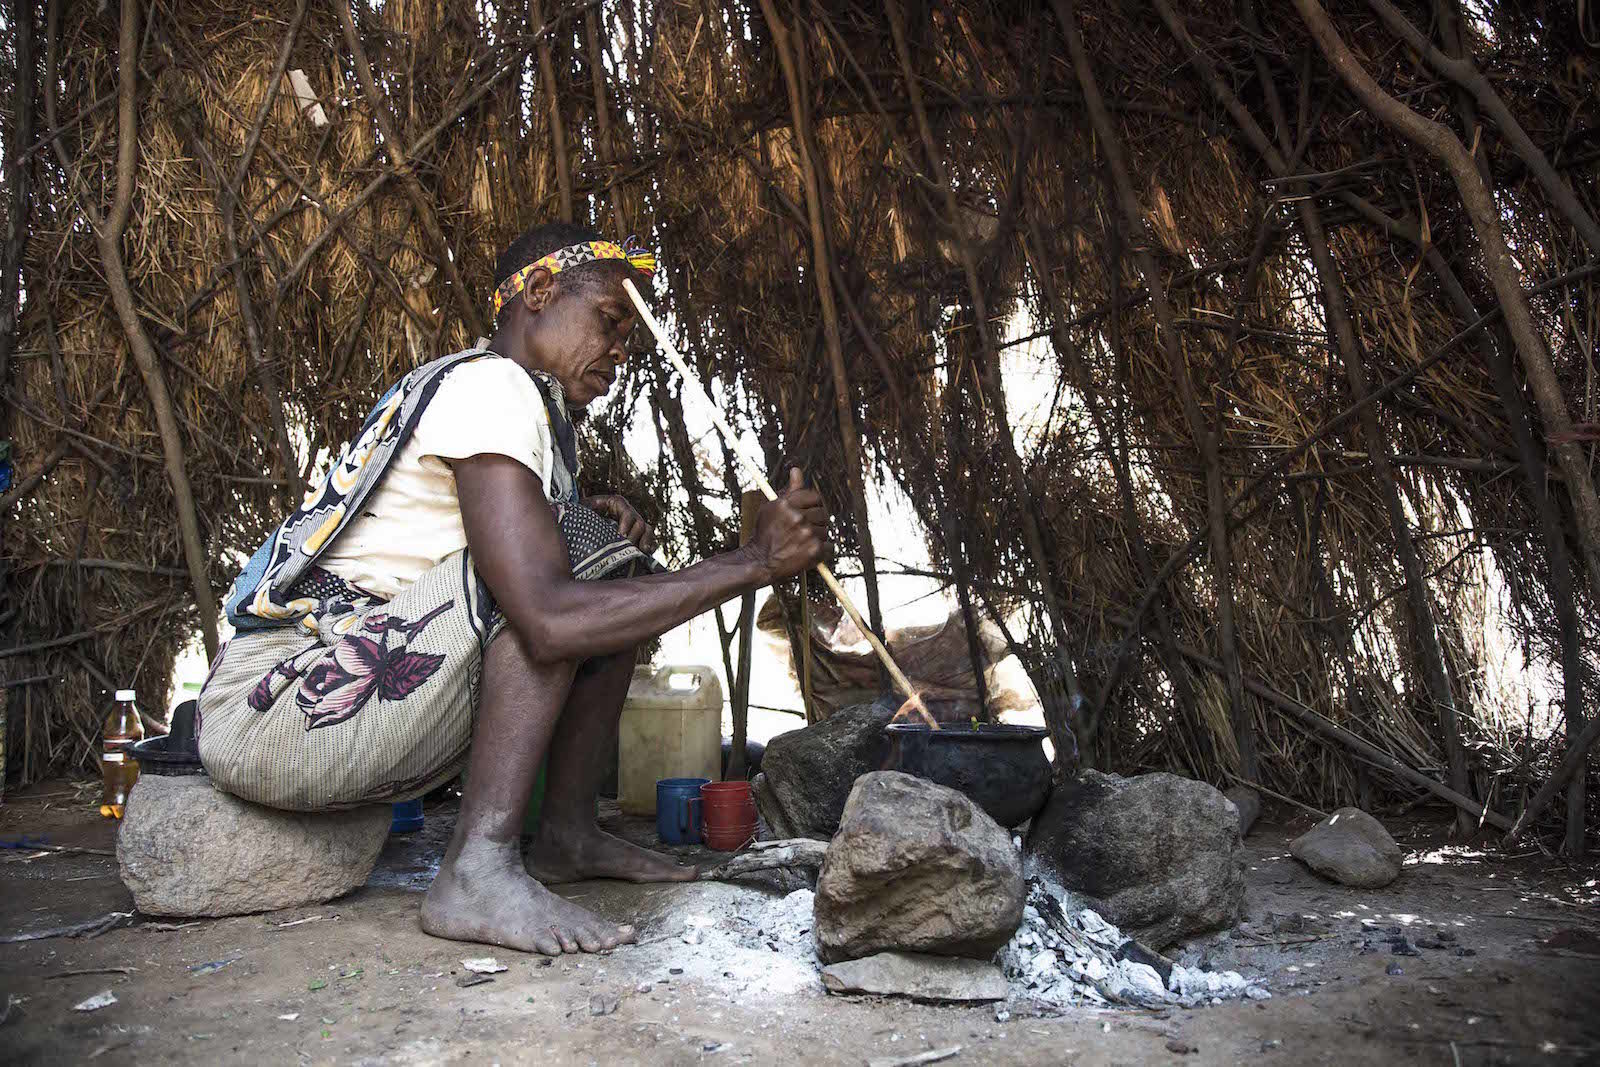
[319, 357, 555, 598]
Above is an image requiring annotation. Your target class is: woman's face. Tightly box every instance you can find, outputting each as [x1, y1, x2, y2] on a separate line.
[524, 268, 640, 408]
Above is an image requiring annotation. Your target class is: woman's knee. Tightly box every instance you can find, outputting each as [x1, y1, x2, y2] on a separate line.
[575, 645, 638, 681]
[484, 624, 579, 685]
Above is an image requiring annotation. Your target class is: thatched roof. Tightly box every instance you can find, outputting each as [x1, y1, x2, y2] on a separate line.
[2, 0, 1596, 847]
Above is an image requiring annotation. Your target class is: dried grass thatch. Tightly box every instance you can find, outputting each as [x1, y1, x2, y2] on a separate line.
[1, 0, 1596, 849]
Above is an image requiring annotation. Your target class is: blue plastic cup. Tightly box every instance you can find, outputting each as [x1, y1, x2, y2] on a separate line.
[390, 798, 424, 834]
[656, 777, 710, 845]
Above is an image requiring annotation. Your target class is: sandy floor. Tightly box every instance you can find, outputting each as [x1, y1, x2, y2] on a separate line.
[2, 779, 1598, 1065]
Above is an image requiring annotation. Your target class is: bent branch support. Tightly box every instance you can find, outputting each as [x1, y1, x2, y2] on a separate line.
[92, 0, 218, 659]
[1052, 0, 1255, 777]
[337, 3, 490, 341]
[757, 0, 887, 647]
[1293, 0, 1600, 630]
[890, 0, 1084, 761]
[1293, 0, 1589, 845]
[9, 0, 1594, 841]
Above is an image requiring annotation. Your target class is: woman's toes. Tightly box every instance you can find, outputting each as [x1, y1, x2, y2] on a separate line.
[534, 932, 562, 956]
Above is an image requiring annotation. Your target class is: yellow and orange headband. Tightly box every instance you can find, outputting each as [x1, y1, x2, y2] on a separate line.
[491, 237, 657, 319]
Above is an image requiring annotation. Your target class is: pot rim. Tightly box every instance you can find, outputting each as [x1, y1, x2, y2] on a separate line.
[129, 735, 209, 776]
[884, 722, 1049, 742]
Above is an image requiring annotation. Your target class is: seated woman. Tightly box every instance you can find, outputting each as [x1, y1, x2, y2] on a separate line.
[198, 221, 828, 956]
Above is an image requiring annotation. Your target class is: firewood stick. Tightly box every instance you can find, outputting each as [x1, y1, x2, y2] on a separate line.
[697, 838, 829, 880]
[624, 278, 933, 727]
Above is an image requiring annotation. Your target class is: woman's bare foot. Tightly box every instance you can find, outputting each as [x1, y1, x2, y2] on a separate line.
[528, 820, 698, 884]
[421, 839, 634, 955]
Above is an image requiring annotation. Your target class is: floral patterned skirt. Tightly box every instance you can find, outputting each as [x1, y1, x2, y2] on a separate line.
[201, 498, 659, 811]
[197, 550, 505, 811]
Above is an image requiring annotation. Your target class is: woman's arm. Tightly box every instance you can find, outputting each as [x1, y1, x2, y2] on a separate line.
[455, 454, 826, 663]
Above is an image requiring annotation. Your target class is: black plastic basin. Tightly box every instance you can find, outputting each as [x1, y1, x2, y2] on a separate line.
[885, 721, 1052, 828]
[130, 699, 206, 777]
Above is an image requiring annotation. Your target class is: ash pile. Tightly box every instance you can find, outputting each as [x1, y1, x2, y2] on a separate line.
[1003, 880, 1269, 1009]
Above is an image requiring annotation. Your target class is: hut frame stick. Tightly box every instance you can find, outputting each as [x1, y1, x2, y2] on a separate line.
[622, 277, 933, 727]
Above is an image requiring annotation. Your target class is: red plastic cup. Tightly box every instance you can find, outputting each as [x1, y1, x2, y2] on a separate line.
[700, 781, 757, 852]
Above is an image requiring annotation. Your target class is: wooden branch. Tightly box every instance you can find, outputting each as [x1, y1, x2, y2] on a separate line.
[170, 110, 303, 502]
[1334, 195, 1593, 851]
[1089, 251, 1596, 690]
[1364, 0, 1600, 257]
[2, 441, 69, 509]
[0, 379, 119, 511]
[169, 14, 585, 341]
[1174, 642, 1513, 832]
[270, 32, 557, 316]
[1050, 0, 1256, 775]
[231, 0, 308, 190]
[1293, 0, 1600, 644]
[102, 0, 138, 236]
[1505, 713, 1600, 848]
[720, 94, 997, 725]
[756, 0, 888, 646]
[60, 0, 217, 658]
[35, 558, 188, 578]
[888, 0, 1083, 763]
[3, 85, 116, 171]
[1023, 216, 1202, 752]
[1155, 2, 1589, 835]
[0, 629, 95, 660]
[697, 838, 828, 880]
[2, 672, 65, 690]
[584, 6, 626, 235]
[530, 0, 573, 223]
[1159, 0, 1600, 620]
[0, 0, 33, 421]
[336, 3, 488, 341]
[1301, 191, 1474, 831]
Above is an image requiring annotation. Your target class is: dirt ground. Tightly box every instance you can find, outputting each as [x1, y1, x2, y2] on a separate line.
[2, 779, 1598, 1066]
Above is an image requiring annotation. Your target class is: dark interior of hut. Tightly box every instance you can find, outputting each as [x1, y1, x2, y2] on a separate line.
[1, 1, 1598, 1062]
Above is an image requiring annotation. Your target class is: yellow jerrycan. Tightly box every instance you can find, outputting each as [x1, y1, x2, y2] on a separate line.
[617, 664, 724, 816]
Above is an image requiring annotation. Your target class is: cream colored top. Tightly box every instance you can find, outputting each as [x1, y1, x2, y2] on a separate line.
[320, 357, 556, 598]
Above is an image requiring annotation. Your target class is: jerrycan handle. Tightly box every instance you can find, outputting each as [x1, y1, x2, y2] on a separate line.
[654, 666, 703, 693]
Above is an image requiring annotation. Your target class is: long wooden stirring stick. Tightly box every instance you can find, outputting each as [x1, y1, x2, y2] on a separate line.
[623, 278, 934, 727]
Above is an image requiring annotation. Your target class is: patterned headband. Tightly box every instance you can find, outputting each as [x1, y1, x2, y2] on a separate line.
[491, 237, 657, 319]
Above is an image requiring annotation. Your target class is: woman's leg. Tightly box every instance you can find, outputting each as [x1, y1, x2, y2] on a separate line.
[527, 647, 697, 883]
[420, 627, 633, 954]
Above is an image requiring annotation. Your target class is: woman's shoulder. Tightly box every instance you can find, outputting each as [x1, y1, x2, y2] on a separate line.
[447, 354, 541, 389]
[431, 355, 547, 409]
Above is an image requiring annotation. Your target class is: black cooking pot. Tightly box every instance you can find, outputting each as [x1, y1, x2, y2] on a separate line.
[885, 720, 1052, 828]
[130, 699, 207, 777]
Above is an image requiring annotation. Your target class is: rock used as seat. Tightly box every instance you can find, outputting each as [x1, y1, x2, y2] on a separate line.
[1290, 807, 1403, 888]
[1024, 770, 1246, 950]
[117, 774, 391, 917]
[753, 701, 896, 840]
[813, 771, 1024, 964]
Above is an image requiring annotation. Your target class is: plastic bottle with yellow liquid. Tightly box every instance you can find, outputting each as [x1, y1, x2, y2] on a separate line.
[99, 688, 144, 819]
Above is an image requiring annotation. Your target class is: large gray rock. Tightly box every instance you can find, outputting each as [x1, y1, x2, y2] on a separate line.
[1024, 771, 1245, 950]
[755, 702, 895, 840]
[821, 951, 1009, 1002]
[814, 771, 1023, 964]
[118, 775, 391, 917]
[1225, 786, 1262, 837]
[1290, 807, 1403, 888]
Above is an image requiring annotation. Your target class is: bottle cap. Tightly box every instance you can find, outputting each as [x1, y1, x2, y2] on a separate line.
[115, 689, 137, 702]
